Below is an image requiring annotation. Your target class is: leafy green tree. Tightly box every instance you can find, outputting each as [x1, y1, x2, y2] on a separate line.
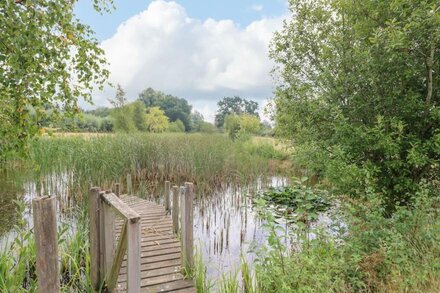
[190, 111, 205, 132]
[215, 96, 259, 128]
[131, 101, 147, 131]
[111, 105, 136, 133]
[198, 122, 217, 134]
[99, 117, 114, 132]
[168, 119, 185, 132]
[138, 88, 192, 131]
[145, 107, 169, 133]
[271, 0, 440, 209]
[110, 88, 136, 132]
[0, 0, 110, 158]
[85, 107, 112, 118]
[225, 114, 260, 140]
[109, 84, 127, 108]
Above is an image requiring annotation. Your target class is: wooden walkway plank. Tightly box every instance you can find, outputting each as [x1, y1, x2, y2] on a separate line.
[114, 195, 195, 293]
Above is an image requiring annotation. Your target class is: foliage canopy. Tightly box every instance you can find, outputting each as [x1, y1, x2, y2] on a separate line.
[271, 0, 440, 209]
[0, 0, 110, 157]
[215, 96, 259, 128]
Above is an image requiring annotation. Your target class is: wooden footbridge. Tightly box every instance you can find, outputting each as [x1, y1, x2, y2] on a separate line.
[31, 180, 196, 293]
[90, 181, 196, 293]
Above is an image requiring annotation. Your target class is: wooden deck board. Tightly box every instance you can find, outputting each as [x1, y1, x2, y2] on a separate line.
[115, 195, 195, 293]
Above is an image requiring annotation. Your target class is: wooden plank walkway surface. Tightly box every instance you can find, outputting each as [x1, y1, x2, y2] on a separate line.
[115, 195, 196, 293]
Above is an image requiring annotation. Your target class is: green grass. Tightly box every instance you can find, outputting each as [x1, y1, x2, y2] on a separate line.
[0, 202, 99, 292]
[26, 133, 283, 200]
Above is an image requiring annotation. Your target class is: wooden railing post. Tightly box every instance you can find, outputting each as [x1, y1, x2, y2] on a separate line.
[102, 190, 115, 280]
[98, 191, 106, 283]
[179, 186, 185, 248]
[33, 196, 60, 293]
[182, 182, 194, 270]
[115, 183, 121, 197]
[127, 219, 141, 293]
[127, 174, 132, 195]
[89, 187, 101, 290]
[172, 185, 179, 234]
[164, 181, 171, 212]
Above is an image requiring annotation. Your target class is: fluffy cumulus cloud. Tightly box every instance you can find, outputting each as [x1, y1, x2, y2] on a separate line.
[92, 0, 286, 121]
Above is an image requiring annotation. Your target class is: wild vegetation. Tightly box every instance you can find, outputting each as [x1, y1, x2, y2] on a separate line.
[1, 0, 439, 292]
[0, 133, 286, 291]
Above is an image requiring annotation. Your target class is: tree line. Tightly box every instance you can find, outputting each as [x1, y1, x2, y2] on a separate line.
[44, 85, 272, 138]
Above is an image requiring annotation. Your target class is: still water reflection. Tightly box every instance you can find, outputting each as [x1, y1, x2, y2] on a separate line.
[193, 177, 288, 281]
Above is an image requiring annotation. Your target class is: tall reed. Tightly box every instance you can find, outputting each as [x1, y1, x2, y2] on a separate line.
[27, 133, 281, 200]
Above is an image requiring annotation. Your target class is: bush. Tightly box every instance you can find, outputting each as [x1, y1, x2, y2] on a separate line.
[253, 185, 440, 292]
[168, 119, 185, 132]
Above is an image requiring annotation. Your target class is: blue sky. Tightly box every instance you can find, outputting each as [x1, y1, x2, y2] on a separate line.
[75, 0, 287, 41]
[74, 0, 288, 121]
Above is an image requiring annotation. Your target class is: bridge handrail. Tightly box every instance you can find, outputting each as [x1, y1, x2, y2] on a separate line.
[89, 186, 140, 293]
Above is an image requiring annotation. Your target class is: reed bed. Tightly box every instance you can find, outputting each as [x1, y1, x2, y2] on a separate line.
[27, 133, 282, 200]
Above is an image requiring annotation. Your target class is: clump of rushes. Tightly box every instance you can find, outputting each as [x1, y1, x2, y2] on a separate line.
[192, 247, 212, 293]
[0, 201, 37, 292]
[0, 203, 100, 292]
[259, 177, 330, 222]
[26, 133, 283, 200]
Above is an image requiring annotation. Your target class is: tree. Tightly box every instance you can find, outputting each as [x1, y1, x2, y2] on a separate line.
[109, 84, 127, 108]
[111, 104, 136, 133]
[225, 114, 260, 140]
[110, 88, 136, 132]
[190, 111, 205, 132]
[0, 0, 110, 158]
[138, 88, 192, 131]
[271, 0, 440, 210]
[145, 107, 169, 133]
[168, 119, 185, 132]
[215, 96, 259, 128]
[198, 122, 217, 133]
[131, 101, 147, 131]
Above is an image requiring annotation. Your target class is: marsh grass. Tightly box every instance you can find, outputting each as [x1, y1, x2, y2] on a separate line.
[0, 133, 288, 292]
[26, 133, 283, 201]
[0, 202, 98, 292]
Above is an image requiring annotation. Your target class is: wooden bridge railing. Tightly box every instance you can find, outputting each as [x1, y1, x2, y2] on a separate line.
[89, 185, 141, 293]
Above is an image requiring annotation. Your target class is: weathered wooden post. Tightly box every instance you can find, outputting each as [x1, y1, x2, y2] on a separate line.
[89, 187, 101, 290]
[127, 218, 141, 293]
[33, 196, 60, 293]
[127, 174, 132, 195]
[182, 182, 194, 270]
[172, 185, 179, 234]
[102, 190, 115, 279]
[179, 186, 185, 247]
[164, 181, 171, 212]
[115, 183, 121, 197]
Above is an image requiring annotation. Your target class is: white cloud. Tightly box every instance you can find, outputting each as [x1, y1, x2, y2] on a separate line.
[251, 4, 264, 12]
[90, 0, 286, 122]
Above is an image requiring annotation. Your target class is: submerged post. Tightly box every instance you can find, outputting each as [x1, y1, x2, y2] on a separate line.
[164, 181, 171, 212]
[127, 174, 132, 195]
[172, 186, 179, 234]
[89, 187, 101, 290]
[115, 183, 121, 197]
[182, 182, 194, 270]
[33, 196, 60, 293]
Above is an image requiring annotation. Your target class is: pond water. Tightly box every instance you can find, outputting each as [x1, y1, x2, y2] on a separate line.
[0, 173, 343, 288]
[192, 177, 288, 281]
